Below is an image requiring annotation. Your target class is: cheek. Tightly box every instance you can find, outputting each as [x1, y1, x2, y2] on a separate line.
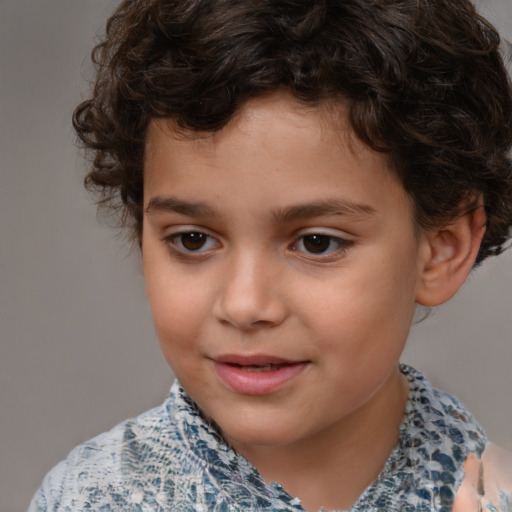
[147, 279, 208, 383]
[302, 259, 417, 356]
[148, 282, 206, 341]
[143, 256, 210, 354]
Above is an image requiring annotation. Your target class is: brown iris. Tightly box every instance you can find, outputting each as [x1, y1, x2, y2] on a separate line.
[180, 232, 207, 251]
[302, 235, 331, 254]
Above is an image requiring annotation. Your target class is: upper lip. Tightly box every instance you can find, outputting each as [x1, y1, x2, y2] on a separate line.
[212, 354, 306, 366]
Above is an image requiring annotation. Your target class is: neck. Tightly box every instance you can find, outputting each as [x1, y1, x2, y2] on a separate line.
[230, 367, 409, 512]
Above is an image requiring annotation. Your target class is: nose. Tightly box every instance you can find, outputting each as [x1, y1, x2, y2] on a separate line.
[213, 250, 288, 331]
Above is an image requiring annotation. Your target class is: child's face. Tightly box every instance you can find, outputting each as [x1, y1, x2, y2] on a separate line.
[142, 92, 428, 449]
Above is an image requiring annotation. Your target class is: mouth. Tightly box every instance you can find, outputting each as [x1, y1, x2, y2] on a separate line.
[211, 355, 309, 395]
[225, 363, 290, 372]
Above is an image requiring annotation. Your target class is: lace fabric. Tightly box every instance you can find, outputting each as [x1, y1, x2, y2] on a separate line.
[29, 365, 488, 511]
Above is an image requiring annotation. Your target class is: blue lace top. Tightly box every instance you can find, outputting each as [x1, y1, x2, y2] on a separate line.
[29, 365, 488, 512]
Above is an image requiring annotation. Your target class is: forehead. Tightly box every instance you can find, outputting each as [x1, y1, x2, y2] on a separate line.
[147, 92, 364, 157]
[143, 91, 411, 223]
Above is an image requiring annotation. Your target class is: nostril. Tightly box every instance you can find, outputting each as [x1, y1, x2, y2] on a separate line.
[212, 260, 288, 329]
[217, 315, 275, 331]
[214, 296, 287, 330]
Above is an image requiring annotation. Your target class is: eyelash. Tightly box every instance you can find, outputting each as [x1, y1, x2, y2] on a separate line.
[164, 231, 220, 256]
[290, 233, 353, 261]
[163, 230, 353, 261]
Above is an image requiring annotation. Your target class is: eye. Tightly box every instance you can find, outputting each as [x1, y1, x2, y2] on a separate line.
[292, 233, 351, 258]
[166, 231, 219, 253]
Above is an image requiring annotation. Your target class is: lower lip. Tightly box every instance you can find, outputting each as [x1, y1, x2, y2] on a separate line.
[213, 361, 308, 395]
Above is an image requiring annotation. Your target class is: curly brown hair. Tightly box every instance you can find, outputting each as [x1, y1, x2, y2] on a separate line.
[73, 0, 512, 264]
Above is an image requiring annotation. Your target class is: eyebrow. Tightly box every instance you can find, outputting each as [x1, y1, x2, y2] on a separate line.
[272, 199, 376, 223]
[145, 197, 217, 218]
[145, 196, 376, 222]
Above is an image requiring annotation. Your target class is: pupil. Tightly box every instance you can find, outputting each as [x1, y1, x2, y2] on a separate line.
[303, 235, 330, 253]
[181, 232, 206, 250]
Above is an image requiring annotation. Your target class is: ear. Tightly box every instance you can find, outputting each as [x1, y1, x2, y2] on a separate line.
[415, 205, 486, 307]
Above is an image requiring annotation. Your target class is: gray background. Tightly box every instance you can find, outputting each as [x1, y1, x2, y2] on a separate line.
[1, 1, 511, 511]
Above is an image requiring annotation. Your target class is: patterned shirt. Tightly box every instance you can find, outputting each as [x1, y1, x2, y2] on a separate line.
[29, 366, 490, 511]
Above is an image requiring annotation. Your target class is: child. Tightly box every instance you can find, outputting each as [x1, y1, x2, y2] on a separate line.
[29, 0, 512, 511]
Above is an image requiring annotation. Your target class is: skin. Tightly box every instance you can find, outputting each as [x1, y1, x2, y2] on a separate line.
[141, 91, 480, 511]
[453, 445, 512, 511]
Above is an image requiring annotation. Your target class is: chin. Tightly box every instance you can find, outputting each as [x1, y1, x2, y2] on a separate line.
[219, 419, 306, 449]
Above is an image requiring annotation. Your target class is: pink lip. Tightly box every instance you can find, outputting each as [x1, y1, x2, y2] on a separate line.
[212, 354, 309, 395]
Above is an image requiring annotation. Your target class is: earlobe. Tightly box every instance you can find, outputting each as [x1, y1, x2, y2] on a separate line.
[415, 205, 486, 307]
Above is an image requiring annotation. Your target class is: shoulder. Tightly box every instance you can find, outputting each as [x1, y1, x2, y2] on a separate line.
[28, 398, 189, 511]
[401, 365, 487, 452]
[352, 367, 489, 511]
